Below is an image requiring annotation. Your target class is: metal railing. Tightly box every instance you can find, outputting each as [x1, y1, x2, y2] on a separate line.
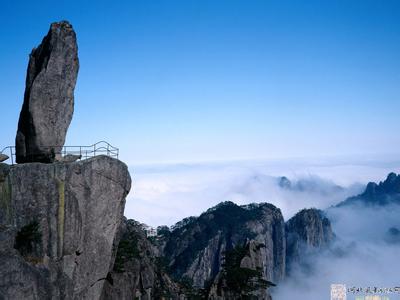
[0, 141, 119, 165]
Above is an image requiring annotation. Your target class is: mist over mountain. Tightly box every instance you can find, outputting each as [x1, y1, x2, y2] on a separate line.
[337, 172, 400, 207]
[1, 1, 400, 297]
[127, 159, 387, 227]
[127, 171, 400, 299]
[273, 173, 400, 299]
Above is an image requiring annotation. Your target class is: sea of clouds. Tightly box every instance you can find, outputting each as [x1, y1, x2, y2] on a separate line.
[124, 155, 400, 300]
[125, 156, 400, 227]
[272, 203, 400, 299]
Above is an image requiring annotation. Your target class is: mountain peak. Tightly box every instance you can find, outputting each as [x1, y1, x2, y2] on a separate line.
[337, 172, 400, 207]
[279, 176, 292, 189]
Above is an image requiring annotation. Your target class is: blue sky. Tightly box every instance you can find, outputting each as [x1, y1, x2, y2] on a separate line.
[1, 0, 399, 164]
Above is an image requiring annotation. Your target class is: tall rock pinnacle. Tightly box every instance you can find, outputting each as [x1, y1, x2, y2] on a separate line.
[16, 21, 79, 163]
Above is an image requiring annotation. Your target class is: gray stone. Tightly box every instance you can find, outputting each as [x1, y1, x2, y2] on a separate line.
[208, 240, 273, 300]
[162, 202, 286, 289]
[16, 21, 79, 163]
[285, 208, 334, 274]
[101, 219, 183, 300]
[0, 163, 10, 182]
[0, 154, 9, 162]
[0, 156, 131, 299]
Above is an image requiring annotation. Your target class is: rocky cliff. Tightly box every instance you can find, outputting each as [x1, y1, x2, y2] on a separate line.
[208, 240, 275, 300]
[0, 156, 131, 299]
[101, 218, 183, 300]
[285, 208, 334, 274]
[0, 20, 133, 300]
[161, 202, 286, 294]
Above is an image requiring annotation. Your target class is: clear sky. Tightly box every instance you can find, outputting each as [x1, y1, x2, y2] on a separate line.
[1, 0, 399, 164]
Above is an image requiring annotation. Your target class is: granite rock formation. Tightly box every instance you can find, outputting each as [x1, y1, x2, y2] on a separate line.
[285, 208, 334, 274]
[0, 20, 134, 300]
[161, 202, 286, 294]
[0, 156, 131, 299]
[101, 218, 183, 300]
[16, 21, 79, 163]
[208, 240, 275, 300]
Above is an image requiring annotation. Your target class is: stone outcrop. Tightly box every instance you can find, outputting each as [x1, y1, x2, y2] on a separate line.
[16, 21, 79, 163]
[285, 208, 334, 273]
[101, 218, 183, 300]
[0, 156, 131, 299]
[162, 202, 286, 292]
[1, 19, 136, 300]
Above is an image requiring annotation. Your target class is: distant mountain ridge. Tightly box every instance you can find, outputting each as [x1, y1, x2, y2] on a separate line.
[150, 202, 333, 298]
[336, 172, 400, 207]
[278, 176, 344, 195]
[108, 172, 398, 299]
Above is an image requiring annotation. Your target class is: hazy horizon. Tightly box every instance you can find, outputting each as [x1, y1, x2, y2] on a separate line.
[126, 155, 400, 227]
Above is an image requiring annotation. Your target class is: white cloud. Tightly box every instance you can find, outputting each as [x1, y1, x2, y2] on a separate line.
[272, 203, 400, 300]
[124, 157, 400, 227]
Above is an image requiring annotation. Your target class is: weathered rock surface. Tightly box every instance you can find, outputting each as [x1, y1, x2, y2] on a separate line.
[16, 21, 79, 163]
[285, 208, 334, 273]
[208, 240, 274, 300]
[0, 156, 131, 299]
[101, 218, 183, 300]
[162, 202, 286, 291]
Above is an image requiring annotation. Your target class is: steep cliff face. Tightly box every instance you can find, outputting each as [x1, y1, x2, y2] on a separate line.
[285, 208, 334, 273]
[1, 19, 135, 300]
[162, 202, 286, 290]
[0, 156, 131, 299]
[101, 218, 183, 300]
[208, 240, 275, 300]
[16, 21, 79, 163]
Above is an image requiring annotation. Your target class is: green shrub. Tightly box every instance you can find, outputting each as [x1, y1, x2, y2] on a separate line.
[220, 244, 275, 298]
[14, 221, 42, 257]
[113, 236, 140, 272]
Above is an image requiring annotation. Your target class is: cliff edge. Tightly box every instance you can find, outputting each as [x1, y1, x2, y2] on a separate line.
[0, 156, 131, 299]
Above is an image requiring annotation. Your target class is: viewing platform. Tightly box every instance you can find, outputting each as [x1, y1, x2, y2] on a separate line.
[0, 141, 119, 165]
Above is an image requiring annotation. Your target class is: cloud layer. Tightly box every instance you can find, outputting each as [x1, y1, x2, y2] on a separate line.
[125, 157, 400, 226]
[272, 203, 400, 300]
[124, 157, 400, 299]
